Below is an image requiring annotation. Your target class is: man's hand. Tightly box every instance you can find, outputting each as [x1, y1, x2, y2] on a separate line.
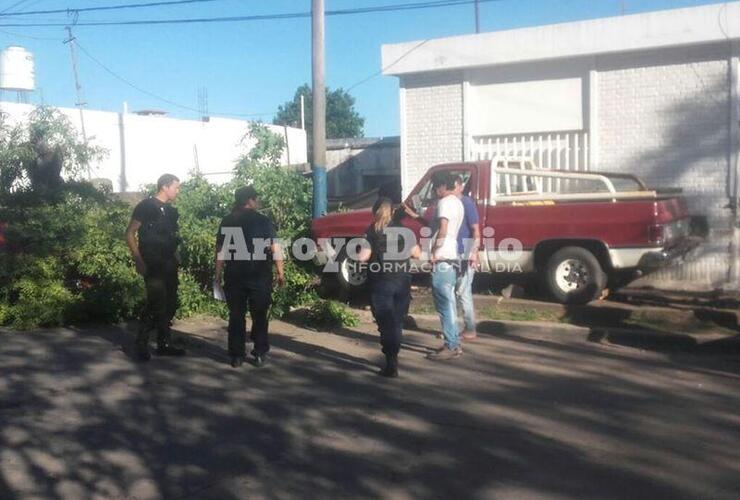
[401, 202, 419, 219]
[134, 257, 147, 276]
[275, 273, 286, 288]
[469, 252, 480, 270]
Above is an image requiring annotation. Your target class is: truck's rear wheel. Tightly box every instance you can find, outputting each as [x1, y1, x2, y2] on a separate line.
[544, 246, 606, 304]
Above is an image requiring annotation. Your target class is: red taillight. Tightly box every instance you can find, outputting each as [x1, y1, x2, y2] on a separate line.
[648, 224, 664, 245]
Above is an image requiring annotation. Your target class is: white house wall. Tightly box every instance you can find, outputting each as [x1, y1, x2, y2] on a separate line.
[0, 102, 307, 192]
[469, 77, 583, 136]
[401, 72, 463, 197]
[386, 3, 740, 290]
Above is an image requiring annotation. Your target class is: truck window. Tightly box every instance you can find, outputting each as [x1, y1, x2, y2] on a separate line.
[414, 170, 473, 208]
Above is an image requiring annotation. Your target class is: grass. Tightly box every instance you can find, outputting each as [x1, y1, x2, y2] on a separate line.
[408, 296, 736, 336]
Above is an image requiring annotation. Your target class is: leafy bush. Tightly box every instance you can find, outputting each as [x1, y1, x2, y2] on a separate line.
[0, 256, 78, 330]
[233, 123, 312, 241]
[0, 109, 333, 331]
[307, 299, 360, 329]
[177, 270, 227, 320]
[270, 260, 318, 319]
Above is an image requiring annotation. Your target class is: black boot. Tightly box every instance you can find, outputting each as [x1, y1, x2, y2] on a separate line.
[155, 343, 186, 356]
[379, 354, 398, 378]
[135, 343, 151, 362]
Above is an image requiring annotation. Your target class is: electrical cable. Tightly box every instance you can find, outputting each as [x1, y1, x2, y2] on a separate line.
[0, 0, 504, 27]
[75, 40, 275, 118]
[0, 0, 223, 17]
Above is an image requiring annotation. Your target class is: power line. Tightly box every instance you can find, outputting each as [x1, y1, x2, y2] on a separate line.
[0, 0, 504, 27]
[0, 0, 223, 17]
[1, 1, 32, 14]
[0, 27, 61, 40]
[346, 39, 430, 92]
[74, 40, 274, 119]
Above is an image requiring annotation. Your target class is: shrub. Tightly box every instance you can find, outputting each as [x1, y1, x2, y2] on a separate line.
[307, 299, 360, 330]
[177, 270, 228, 320]
[270, 260, 318, 319]
[1, 256, 78, 330]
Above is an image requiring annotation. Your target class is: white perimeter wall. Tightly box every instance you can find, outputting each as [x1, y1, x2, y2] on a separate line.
[0, 102, 307, 192]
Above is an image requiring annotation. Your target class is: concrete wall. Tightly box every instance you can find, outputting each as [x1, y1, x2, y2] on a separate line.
[0, 102, 307, 192]
[400, 72, 463, 196]
[594, 44, 733, 289]
[391, 41, 739, 289]
[325, 137, 400, 198]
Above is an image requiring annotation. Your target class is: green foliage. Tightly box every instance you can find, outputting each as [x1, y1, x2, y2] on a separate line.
[0, 106, 354, 332]
[176, 271, 227, 320]
[175, 174, 231, 288]
[0, 256, 78, 330]
[234, 123, 312, 241]
[307, 299, 360, 330]
[68, 200, 145, 323]
[0, 106, 106, 199]
[273, 83, 365, 143]
[270, 260, 318, 319]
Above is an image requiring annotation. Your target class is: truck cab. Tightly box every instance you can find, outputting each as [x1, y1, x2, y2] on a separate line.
[311, 158, 703, 304]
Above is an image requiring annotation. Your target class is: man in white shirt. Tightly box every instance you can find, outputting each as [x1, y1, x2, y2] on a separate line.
[427, 172, 465, 360]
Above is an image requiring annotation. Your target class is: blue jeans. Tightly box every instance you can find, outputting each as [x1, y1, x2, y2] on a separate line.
[456, 263, 476, 332]
[432, 262, 460, 350]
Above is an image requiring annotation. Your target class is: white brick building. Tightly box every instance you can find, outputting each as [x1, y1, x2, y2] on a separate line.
[382, 2, 740, 290]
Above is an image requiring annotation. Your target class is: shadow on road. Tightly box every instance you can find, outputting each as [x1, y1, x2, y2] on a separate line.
[1, 318, 740, 499]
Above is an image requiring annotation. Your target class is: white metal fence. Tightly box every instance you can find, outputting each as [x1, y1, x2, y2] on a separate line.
[470, 131, 590, 171]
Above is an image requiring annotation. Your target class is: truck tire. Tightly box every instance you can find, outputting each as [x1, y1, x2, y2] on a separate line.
[337, 249, 368, 292]
[543, 246, 606, 304]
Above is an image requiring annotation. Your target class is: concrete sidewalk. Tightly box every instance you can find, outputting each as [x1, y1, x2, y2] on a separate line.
[1, 315, 740, 499]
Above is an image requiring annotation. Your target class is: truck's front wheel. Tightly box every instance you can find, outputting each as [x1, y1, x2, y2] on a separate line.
[337, 250, 368, 292]
[544, 246, 606, 304]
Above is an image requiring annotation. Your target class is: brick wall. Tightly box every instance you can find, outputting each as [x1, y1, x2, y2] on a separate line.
[596, 45, 733, 288]
[402, 72, 464, 194]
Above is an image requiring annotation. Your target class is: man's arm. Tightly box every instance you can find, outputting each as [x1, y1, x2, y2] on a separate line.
[272, 241, 285, 287]
[214, 244, 224, 285]
[432, 218, 448, 262]
[469, 222, 481, 268]
[125, 218, 146, 275]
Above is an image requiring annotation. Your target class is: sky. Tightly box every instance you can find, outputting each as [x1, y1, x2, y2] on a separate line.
[0, 0, 727, 137]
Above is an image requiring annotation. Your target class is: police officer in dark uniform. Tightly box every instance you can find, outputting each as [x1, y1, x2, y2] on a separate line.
[125, 173, 186, 361]
[358, 198, 421, 377]
[215, 186, 285, 368]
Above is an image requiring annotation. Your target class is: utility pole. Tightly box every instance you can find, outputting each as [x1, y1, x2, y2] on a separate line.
[475, 0, 480, 33]
[312, 0, 327, 218]
[300, 94, 305, 130]
[64, 27, 88, 147]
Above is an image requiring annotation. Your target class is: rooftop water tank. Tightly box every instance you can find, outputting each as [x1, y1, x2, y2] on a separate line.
[0, 46, 35, 91]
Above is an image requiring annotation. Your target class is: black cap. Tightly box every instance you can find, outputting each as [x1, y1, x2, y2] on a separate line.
[234, 185, 258, 206]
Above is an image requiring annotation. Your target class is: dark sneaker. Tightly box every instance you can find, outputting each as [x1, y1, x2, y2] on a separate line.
[155, 344, 186, 356]
[230, 356, 244, 368]
[427, 346, 462, 361]
[252, 354, 266, 367]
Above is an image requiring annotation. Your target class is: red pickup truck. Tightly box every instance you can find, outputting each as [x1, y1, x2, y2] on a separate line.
[311, 159, 703, 304]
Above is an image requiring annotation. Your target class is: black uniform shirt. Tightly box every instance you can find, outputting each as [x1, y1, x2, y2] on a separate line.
[132, 197, 179, 261]
[364, 221, 412, 279]
[217, 208, 276, 286]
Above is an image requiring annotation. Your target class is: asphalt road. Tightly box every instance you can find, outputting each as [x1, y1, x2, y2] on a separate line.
[1, 314, 739, 500]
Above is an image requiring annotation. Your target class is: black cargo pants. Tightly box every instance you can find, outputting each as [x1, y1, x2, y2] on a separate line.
[137, 258, 179, 348]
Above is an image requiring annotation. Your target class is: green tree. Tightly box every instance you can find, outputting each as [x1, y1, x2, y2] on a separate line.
[233, 123, 312, 241]
[273, 84, 365, 142]
[0, 106, 105, 200]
